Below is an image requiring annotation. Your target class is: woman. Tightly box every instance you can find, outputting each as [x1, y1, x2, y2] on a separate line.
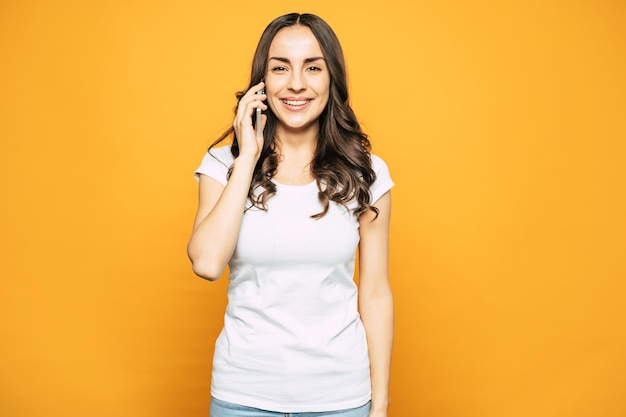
[188, 13, 393, 417]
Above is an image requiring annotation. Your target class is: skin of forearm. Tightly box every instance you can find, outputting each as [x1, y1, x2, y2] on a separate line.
[188, 156, 257, 280]
[359, 291, 394, 412]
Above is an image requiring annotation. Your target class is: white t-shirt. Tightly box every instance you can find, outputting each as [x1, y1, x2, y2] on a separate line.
[194, 145, 394, 412]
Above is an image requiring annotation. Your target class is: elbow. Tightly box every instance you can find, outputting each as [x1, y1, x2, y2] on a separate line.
[190, 259, 223, 281]
[187, 247, 225, 281]
[359, 286, 394, 310]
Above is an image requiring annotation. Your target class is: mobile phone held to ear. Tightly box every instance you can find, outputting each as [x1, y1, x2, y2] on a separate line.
[255, 88, 265, 139]
[255, 108, 262, 138]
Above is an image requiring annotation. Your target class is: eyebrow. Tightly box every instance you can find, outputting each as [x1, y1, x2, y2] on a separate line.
[268, 56, 326, 64]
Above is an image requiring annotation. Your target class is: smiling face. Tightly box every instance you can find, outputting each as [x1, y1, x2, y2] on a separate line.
[265, 25, 330, 138]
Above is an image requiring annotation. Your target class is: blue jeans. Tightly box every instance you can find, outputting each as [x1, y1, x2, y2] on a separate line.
[210, 397, 371, 417]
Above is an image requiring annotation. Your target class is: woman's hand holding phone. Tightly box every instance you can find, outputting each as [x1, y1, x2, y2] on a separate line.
[233, 82, 267, 162]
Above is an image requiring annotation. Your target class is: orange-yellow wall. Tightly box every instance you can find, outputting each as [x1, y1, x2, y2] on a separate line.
[1, 1, 625, 416]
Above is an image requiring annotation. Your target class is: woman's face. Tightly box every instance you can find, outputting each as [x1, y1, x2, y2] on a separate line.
[265, 25, 330, 135]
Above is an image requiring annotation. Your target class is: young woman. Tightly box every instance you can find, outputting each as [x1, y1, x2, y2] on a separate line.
[188, 13, 394, 417]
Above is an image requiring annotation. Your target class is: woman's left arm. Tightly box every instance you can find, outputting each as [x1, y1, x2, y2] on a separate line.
[358, 191, 393, 417]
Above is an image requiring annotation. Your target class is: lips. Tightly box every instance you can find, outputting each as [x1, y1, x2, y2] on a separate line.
[281, 99, 312, 107]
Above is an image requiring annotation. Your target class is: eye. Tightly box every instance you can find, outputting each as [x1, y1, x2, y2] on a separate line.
[271, 66, 287, 72]
[308, 66, 322, 71]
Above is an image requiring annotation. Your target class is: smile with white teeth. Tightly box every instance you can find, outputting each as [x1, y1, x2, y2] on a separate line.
[281, 99, 311, 106]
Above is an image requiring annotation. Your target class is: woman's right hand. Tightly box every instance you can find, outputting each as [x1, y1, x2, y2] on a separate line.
[233, 82, 267, 161]
[188, 82, 267, 281]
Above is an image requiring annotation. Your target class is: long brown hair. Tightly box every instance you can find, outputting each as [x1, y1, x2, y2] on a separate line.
[210, 13, 378, 219]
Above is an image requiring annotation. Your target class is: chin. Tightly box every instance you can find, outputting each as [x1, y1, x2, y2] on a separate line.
[285, 118, 320, 129]
[280, 112, 325, 128]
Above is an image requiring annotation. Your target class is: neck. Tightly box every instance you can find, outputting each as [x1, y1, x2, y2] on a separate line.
[272, 124, 319, 185]
[274, 122, 319, 155]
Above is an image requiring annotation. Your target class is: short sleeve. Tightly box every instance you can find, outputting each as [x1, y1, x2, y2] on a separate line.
[194, 145, 235, 185]
[369, 154, 394, 204]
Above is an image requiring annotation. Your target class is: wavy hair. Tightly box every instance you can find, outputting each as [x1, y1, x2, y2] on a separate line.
[210, 13, 378, 219]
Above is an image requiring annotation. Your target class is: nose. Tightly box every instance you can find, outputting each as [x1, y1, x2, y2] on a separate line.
[287, 70, 306, 93]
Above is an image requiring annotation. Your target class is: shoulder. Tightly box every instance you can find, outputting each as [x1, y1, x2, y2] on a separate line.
[194, 145, 234, 185]
[208, 145, 235, 164]
[370, 154, 390, 174]
[368, 154, 394, 204]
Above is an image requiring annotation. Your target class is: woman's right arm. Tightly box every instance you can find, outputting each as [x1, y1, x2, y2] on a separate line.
[187, 82, 266, 280]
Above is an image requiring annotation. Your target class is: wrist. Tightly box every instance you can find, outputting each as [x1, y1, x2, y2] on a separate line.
[370, 396, 389, 413]
[370, 403, 389, 413]
[232, 154, 258, 174]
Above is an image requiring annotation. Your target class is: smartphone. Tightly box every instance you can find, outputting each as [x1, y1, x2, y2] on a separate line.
[255, 88, 265, 139]
[255, 108, 262, 138]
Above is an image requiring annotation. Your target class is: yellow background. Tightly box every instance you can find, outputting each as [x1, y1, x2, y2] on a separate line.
[1, 1, 625, 416]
